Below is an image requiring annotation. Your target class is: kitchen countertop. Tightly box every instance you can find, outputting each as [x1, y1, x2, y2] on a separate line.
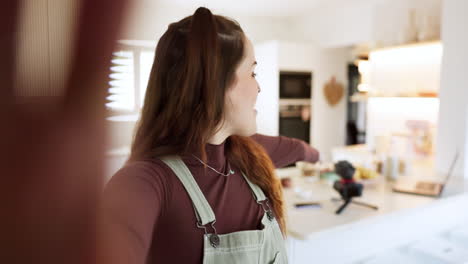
[277, 166, 466, 240]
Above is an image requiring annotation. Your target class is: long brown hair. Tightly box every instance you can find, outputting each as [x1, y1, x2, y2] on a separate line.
[128, 7, 285, 234]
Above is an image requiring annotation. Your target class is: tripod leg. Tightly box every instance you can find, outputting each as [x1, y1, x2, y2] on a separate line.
[335, 199, 351, 214]
[351, 200, 379, 210]
[333, 198, 379, 211]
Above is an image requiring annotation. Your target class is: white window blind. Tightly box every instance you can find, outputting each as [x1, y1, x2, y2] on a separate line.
[106, 51, 135, 111]
[139, 51, 155, 107]
[106, 49, 155, 113]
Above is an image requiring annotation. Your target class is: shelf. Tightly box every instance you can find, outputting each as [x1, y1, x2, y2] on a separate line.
[350, 93, 438, 102]
[279, 98, 311, 106]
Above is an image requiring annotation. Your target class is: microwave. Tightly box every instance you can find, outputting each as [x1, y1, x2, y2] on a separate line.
[279, 71, 312, 99]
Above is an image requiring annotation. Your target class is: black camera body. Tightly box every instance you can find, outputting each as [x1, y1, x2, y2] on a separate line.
[333, 180, 363, 200]
[333, 161, 364, 214]
[334, 160, 363, 197]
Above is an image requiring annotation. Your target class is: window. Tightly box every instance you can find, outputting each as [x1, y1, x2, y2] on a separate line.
[107, 51, 135, 111]
[106, 41, 155, 117]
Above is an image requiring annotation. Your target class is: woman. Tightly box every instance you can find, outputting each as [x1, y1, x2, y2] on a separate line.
[101, 7, 319, 264]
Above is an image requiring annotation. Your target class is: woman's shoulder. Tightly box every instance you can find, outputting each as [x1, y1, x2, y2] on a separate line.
[120, 158, 171, 176]
[106, 158, 175, 194]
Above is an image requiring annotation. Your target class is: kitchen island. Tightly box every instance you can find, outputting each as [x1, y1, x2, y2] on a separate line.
[278, 167, 468, 263]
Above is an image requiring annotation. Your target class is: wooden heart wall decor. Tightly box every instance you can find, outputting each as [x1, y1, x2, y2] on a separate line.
[323, 76, 344, 106]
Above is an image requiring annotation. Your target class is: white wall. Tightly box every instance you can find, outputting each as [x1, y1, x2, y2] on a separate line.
[289, 0, 375, 47]
[254, 41, 279, 136]
[311, 48, 348, 161]
[120, 1, 295, 43]
[372, 0, 441, 46]
[278, 42, 316, 71]
[288, 0, 441, 48]
[466, 106, 468, 178]
[436, 0, 468, 178]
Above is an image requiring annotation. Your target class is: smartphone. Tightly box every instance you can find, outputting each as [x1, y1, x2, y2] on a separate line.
[294, 202, 321, 209]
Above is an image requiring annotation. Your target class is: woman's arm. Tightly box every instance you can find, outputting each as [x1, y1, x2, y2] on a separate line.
[99, 161, 164, 264]
[250, 134, 319, 168]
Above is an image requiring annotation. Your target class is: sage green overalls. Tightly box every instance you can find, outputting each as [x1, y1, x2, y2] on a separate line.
[161, 156, 288, 264]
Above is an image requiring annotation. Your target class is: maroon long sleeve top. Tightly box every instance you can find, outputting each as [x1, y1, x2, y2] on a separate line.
[100, 134, 319, 264]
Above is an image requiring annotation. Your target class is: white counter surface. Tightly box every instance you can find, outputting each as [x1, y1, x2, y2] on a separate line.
[280, 167, 438, 240]
[277, 167, 468, 263]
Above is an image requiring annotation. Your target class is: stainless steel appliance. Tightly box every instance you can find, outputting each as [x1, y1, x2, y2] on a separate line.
[279, 105, 310, 143]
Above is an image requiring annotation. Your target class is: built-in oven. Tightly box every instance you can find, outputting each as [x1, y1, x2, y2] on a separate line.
[279, 71, 312, 99]
[279, 71, 312, 144]
[279, 105, 311, 143]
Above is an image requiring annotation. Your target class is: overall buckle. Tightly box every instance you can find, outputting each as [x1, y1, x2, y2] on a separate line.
[197, 220, 220, 248]
[258, 199, 275, 221]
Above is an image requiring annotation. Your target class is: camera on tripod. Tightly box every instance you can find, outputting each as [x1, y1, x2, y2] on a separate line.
[333, 161, 378, 214]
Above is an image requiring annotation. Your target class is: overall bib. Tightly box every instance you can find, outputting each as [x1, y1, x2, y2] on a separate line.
[161, 156, 288, 264]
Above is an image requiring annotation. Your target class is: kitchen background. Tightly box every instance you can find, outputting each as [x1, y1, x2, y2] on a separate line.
[93, 0, 465, 182]
[14, 0, 466, 179]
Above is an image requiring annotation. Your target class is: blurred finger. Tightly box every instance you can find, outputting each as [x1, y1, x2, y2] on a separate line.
[62, 0, 130, 120]
[0, 0, 20, 113]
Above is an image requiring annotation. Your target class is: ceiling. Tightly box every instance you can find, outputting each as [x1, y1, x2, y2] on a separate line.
[153, 0, 358, 17]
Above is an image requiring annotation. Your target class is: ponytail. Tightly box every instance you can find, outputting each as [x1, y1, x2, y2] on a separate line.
[185, 8, 287, 234]
[182, 7, 224, 162]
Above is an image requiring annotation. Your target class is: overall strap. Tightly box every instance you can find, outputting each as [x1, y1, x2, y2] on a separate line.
[240, 172, 267, 202]
[160, 156, 216, 225]
[241, 171, 275, 221]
